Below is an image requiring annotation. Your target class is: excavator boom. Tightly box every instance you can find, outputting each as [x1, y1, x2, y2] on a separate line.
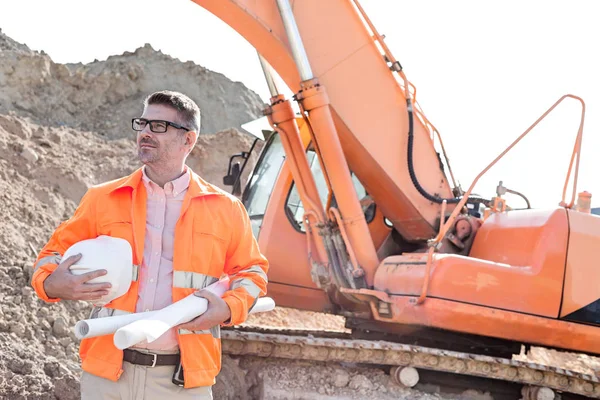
[194, 0, 454, 241]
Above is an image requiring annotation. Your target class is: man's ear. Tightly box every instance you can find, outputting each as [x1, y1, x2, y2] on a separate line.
[185, 130, 198, 149]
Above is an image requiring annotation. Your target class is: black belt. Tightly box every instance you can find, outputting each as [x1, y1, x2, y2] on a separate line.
[123, 349, 180, 367]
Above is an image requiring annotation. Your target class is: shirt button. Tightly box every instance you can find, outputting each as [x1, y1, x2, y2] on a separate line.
[144, 309, 150, 312]
[149, 278, 155, 283]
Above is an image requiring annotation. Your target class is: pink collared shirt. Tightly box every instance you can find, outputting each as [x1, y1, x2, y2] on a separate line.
[133, 166, 191, 351]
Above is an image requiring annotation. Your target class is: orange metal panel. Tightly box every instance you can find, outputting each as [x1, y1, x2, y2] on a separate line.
[561, 210, 600, 317]
[374, 209, 569, 318]
[383, 296, 600, 355]
[470, 209, 568, 270]
[266, 282, 332, 313]
[258, 162, 320, 291]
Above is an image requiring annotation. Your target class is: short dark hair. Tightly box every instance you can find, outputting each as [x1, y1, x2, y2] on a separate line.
[144, 90, 201, 133]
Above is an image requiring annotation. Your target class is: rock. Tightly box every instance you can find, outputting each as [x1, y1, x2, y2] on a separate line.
[7, 357, 34, 375]
[41, 319, 52, 331]
[462, 389, 495, 400]
[49, 131, 62, 144]
[21, 286, 33, 297]
[52, 317, 70, 337]
[0, 114, 32, 138]
[349, 374, 374, 391]
[20, 146, 39, 163]
[45, 342, 64, 358]
[33, 127, 46, 138]
[53, 375, 80, 400]
[10, 322, 26, 336]
[332, 369, 350, 387]
[44, 361, 61, 378]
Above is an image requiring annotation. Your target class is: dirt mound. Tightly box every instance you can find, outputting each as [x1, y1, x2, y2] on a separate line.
[0, 112, 133, 398]
[0, 30, 264, 139]
[244, 306, 348, 333]
[0, 28, 33, 54]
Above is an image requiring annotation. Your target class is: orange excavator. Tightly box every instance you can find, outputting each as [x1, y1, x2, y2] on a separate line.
[195, 0, 599, 397]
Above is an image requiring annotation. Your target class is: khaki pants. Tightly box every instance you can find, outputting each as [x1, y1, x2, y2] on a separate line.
[80, 361, 212, 400]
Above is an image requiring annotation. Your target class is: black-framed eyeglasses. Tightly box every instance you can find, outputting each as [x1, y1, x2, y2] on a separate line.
[132, 118, 190, 134]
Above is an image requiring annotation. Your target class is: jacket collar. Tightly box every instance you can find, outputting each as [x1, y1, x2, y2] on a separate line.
[110, 168, 143, 193]
[110, 167, 223, 198]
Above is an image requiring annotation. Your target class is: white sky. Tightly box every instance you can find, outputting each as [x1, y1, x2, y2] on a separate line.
[1, 0, 599, 209]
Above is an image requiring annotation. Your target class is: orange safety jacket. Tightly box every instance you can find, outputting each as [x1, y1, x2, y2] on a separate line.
[31, 167, 269, 388]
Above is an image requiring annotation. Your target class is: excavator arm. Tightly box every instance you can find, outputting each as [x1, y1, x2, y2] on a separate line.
[194, 0, 455, 244]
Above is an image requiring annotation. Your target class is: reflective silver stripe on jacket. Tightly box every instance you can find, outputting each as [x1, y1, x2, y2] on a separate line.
[173, 271, 218, 289]
[230, 265, 269, 299]
[242, 265, 268, 283]
[33, 252, 62, 272]
[230, 265, 268, 299]
[171, 272, 222, 339]
[131, 265, 140, 282]
[231, 278, 261, 298]
[179, 326, 220, 339]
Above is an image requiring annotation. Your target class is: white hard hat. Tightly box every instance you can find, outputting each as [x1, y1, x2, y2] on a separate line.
[63, 235, 134, 306]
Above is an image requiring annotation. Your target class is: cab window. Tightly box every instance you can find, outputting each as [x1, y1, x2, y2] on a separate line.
[242, 134, 286, 238]
[285, 149, 373, 232]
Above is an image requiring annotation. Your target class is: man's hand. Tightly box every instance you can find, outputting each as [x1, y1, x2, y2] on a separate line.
[43, 254, 112, 301]
[178, 290, 232, 331]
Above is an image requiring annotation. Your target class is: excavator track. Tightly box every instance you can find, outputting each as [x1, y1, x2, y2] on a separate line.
[221, 327, 600, 398]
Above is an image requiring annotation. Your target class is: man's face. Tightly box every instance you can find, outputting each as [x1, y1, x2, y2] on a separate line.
[136, 104, 192, 166]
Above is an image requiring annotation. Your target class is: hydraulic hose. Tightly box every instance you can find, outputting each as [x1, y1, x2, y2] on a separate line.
[506, 188, 532, 209]
[406, 99, 461, 204]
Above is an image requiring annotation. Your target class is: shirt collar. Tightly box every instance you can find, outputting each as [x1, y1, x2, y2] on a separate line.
[142, 165, 191, 196]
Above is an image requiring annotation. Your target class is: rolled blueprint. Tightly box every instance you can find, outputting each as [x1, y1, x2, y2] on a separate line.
[113, 279, 228, 349]
[75, 309, 157, 340]
[250, 297, 275, 313]
[73, 278, 276, 346]
[75, 278, 230, 340]
[75, 296, 275, 341]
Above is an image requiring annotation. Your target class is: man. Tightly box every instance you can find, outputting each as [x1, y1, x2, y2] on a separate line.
[31, 90, 269, 399]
